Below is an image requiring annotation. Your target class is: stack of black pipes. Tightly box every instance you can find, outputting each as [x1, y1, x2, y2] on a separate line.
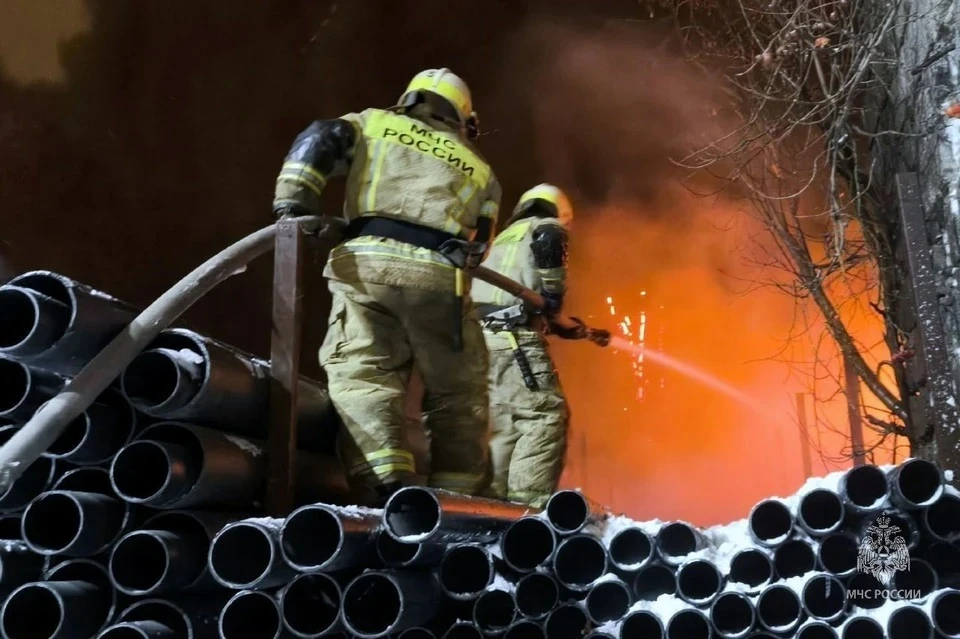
[1, 271, 960, 639]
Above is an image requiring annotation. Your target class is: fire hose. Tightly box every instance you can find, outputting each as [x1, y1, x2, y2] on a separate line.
[0, 215, 609, 492]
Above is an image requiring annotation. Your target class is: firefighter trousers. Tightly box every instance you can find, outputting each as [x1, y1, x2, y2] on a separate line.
[320, 278, 490, 496]
[482, 328, 570, 508]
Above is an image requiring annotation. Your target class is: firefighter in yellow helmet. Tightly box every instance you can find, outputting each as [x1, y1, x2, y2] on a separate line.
[273, 69, 502, 502]
[472, 184, 594, 508]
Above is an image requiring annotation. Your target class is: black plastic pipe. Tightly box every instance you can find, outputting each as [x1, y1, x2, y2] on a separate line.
[438, 543, 495, 601]
[619, 609, 664, 639]
[111, 596, 230, 639]
[676, 558, 724, 606]
[773, 538, 816, 578]
[0, 425, 59, 512]
[924, 542, 960, 588]
[747, 499, 793, 547]
[399, 629, 436, 639]
[921, 493, 960, 542]
[96, 620, 179, 639]
[932, 589, 960, 638]
[665, 609, 711, 639]
[728, 548, 773, 594]
[816, 532, 858, 577]
[844, 572, 885, 610]
[445, 622, 484, 639]
[632, 563, 677, 601]
[554, 533, 609, 592]
[2, 559, 116, 639]
[710, 591, 755, 639]
[208, 518, 294, 590]
[608, 525, 654, 572]
[892, 557, 938, 601]
[0, 512, 20, 539]
[109, 422, 349, 510]
[218, 591, 284, 639]
[473, 587, 517, 636]
[43, 466, 136, 550]
[0, 272, 139, 375]
[0, 357, 64, 421]
[43, 390, 136, 466]
[544, 490, 606, 535]
[279, 573, 343, 638]
[0, 541, 45, 598]
[119, 328, 336, 450]
[500, 516, 555, 573]
[837, 465, 888, 514]
[383, 487, 539, 545]
[800, 573, 847, 623]
[655, 522, 705, 565]
[21, 489, 127, 557]
[756, 584, 803, 634]
[886, 605, 933, 639]
[544, 603, 589, 639]
[797, 489, 845, 537]
[375, 529, 445, 568]
[840, 617, 884, 639]
[503, 620, 544, 639]
[887, 458, 944, 510]
[860, 510, 920, 550]
[796, 621, 839, 639]
[513, 573, 558, 620]
[585, 576, 631, 625]
[341, 570, 441, 638]
[280, 503, 379, 572]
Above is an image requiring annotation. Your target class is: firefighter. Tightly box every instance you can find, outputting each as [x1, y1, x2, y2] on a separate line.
[272, 69, 502, 502]
[472, 184, 596, 508]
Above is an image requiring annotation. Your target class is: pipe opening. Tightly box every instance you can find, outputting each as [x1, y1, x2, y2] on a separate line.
[554, 535, 606, 589]
[799, 490, 844, 534]
[871, 512, 918, 549]
[111, 441, 178, 501]
[385, 489, 440, 541]
[376, 530, 422, 565]
[119, 601, 189, 637]
[892, 558, 937, 599]
[620, 610, 663, 639]
[796, 622, 837, 639]
[926, 542, 960, 578]
[2, 585, 65, 639]
[546, 491, 588, 534]
[343, 573, 401, 636]
[446, 623, 483, 639]
[729, 549, 772, 589]
[934, 591, 960, 636]
[544, 604, 587, 639]
[282, 574, 341, 637]
[110, 533, 170, 594]
[757, 586, 801, 629]
[514, 573, 558, 619]
[504, 621, 543, 639]
[711, 593, 754, 636]
[845, 573, 885, 610]
[121, 351, 186, 408]
[0, 359, 28, 415]
[842, 466, 887, 510]
[22, 493, 80, 553]
[0, 287, 69, 352]
[610, 527, 653, 570]
[894, 459, 943, 506]
[887, 606, 930, 639]
[925, 495, 960, 540]
[657, 523, 699, 560]
[440, 545, 493, 598]
[774, 540, 815, 578]
[586, 580, 630, 623]
[99, 622, 177, 639]
[749, 500, 792, 544]
[802, 575, 846, 620]
[841, 618, 883, 639]
[400, 630, 435, 639]
[281, 507, 342, 570]
[210, 524, 274, 588]
[677, 560, 722, 604]
[0, 514, 20, 539]
[633, 564, 676, 601]
[475, 590, 516, 634]
[666, 610, 709, 639]
[47, 413, 89, 457]
[221, 591, 280, 639]
[818, 533, 858, 575]
[502, 517, 554, 571]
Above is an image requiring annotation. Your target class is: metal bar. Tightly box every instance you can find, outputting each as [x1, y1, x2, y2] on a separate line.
[266, 218, 304, 516]
[897, 173, 960, 474]
[795, 393, 813, 479]
[843, 355, 866, 467]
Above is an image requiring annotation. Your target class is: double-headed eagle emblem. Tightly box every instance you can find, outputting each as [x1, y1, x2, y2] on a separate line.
[857, 516, 910, 586]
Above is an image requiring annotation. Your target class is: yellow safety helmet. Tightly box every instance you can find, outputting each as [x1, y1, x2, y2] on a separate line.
[398, 68, 477, 133]
[513, 184, 574, 227]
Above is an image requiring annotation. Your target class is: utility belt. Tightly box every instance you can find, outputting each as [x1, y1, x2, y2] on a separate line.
[478, 303, 543, 391]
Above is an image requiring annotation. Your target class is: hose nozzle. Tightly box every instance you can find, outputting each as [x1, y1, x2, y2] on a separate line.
[586, 328, 611, 347]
